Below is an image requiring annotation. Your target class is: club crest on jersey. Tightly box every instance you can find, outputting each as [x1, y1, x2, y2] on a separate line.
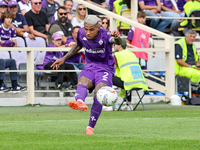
[9, 30, 11, 34]
[82, 37, 87, 41]
[99, 39, 103, 45]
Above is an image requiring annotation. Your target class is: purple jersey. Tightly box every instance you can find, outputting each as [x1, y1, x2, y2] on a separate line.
[43, 43, 63, 66]
[160, 0, 172, 9]
[138, 0, 157, 6]
[64, 36, 83, 63]
[0, 24, 16, 41]
[177, 0, 186, 12]
[77, 28, 114, 68]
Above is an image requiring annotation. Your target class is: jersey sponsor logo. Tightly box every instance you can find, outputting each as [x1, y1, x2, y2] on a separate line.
[84, 48, 105, 54]
[98, 39, 103, 45]
[82, 37, 87, 41]
[12, 21, 22, 28]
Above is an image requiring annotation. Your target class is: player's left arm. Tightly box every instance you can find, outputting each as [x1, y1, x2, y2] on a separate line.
[109, 31, 122, 45]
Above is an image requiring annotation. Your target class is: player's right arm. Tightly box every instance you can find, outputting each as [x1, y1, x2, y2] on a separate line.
[51, 43, 82, 70]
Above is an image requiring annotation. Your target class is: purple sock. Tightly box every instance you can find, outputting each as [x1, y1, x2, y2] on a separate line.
[75, 84, 88, 103]
[88, 97, 103, 129]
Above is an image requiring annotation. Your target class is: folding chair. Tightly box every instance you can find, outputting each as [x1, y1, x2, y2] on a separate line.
[117, 87, 147, 111]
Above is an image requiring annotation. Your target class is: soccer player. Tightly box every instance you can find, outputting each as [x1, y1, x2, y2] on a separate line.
[51, 15, 122, 135]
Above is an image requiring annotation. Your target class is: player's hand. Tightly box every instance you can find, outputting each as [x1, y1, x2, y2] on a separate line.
[110, 31, 120, 37]
[50, 58, 65, 70]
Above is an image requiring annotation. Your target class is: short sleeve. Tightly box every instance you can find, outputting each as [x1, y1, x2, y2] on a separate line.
[11, 28, 16, 40]
[21, 15, 28, 25]
[175, 44, 183, 59]
[127, 27, 134, 40]
[25, 12, 33, 26]
[76, 29, 82, 47]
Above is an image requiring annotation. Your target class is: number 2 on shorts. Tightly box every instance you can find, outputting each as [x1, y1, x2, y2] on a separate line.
[102, 72, 109, 81]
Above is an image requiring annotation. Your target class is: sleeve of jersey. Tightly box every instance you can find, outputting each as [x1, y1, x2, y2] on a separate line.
[175, 44, 183, 59]
[11, 29, 17, 40]
[76, 30, 82, 47]
[127, 27, 134, 41]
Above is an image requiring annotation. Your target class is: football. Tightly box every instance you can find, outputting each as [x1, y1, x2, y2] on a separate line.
[97, 86, 118, 106]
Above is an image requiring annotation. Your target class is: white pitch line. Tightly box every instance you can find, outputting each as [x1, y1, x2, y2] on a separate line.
[1, 117, 200, 123]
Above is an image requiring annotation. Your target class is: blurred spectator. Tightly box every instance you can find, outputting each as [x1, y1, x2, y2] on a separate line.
[85, 0, 108, 15]
[48, 6, 72, 45]
[0, 1, 8, 24]
[161, 0, 185, 31]
[101, 17, 109, 30]
[18, 0, 32, 16]
[25, 0, 49, 39]
[41, 0, 60, 23]
[0, 11, 16, 47]
[108, 0, 115, 11]
[138, 0, 172, 32]
[126, 11, 154, 70]
[8, 0, 35, 39]
[113, 0, 130, 28]
[97, 15, 102, 27]
[0, 11, 27, 93]
[71, 4, 88, 28]
[64, 26, 85, 77]
[172, 0, 200, 36]
[51, 0, 74, 23]
[44, 32, 77, 90]
[176, 0, 186, 12]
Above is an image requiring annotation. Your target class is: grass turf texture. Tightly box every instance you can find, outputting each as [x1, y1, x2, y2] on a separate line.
[0, 103, 200, 150]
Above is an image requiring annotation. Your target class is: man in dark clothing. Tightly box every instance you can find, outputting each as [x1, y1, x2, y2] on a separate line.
[25, 0, 49, 39]
[48, 6, 72, 44]
[85, 0, 108, 15]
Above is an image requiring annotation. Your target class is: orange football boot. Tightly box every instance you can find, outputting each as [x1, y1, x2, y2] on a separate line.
[86, 127, 94, 135]
[68, 100, 88, 112]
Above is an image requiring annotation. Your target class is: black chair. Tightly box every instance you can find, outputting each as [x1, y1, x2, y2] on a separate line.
[117, 87, 147, 111]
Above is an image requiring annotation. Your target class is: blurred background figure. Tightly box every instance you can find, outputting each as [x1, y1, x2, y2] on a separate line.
[71, 4, 88, 28]
[101, 17, 109, 30]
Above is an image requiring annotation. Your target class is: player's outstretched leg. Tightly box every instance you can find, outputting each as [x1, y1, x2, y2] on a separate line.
[86, 97, 102, 134]
[68, 84, 88, 111]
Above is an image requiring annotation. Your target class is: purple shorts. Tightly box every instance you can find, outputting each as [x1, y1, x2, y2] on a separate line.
[79, 63, 114, 93]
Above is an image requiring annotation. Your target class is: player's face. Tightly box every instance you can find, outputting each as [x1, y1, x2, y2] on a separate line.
[72, 27, 79, 42]
[0, 6, 7, 14]
[64, 1, 73, 13]
[4, 17, 12, 26]
[185, 33, 196, 44]
[52, 39, 62, 47]
[78, 5, 86, 16]
[8, 5, 18, 15]
[102, 18, 108, 29]
[137, 17, 146, 24]
[84, 24, 100, 40]
[31, 0, 41, 13]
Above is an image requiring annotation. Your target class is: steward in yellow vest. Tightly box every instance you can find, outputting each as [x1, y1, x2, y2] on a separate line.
[180, 0, 200, 27]
[113, 39, 148, 110]
[174, 29, 200, 91]
[113, 0, 130, 28]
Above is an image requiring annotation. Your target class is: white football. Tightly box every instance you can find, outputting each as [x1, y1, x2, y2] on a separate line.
[97, 86, 118, 106]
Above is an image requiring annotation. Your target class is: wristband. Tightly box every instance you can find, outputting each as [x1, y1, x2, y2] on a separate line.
[23, 32, 29, 38]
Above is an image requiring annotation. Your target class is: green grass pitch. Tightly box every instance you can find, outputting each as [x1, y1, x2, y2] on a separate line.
[0, 103, 200, 150]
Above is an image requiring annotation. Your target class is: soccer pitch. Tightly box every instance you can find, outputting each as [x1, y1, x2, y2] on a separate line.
[0, 104, 200, 150]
